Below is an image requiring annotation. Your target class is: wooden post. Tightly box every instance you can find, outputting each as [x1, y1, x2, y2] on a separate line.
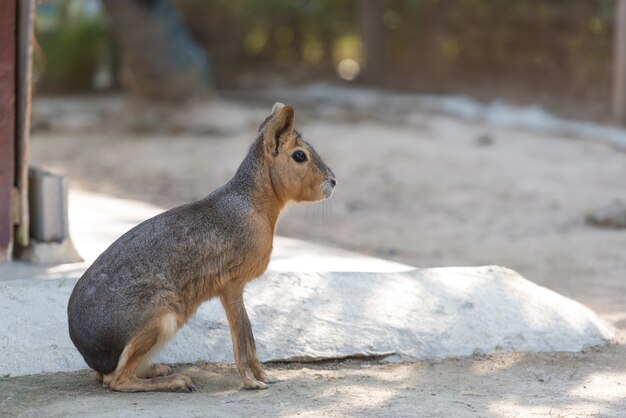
[613, 0, 626, 124]
[0, 0, 17, 262]
[16, 0, 35, 249]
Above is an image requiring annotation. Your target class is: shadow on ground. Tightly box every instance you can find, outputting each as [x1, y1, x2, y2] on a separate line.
[2, 338, 626, 417]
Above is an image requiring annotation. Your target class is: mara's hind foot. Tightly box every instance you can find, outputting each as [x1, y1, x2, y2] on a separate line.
[137, 363, 172, 379]
[95, 371, 103, 383]
[110, 374, 196, 393]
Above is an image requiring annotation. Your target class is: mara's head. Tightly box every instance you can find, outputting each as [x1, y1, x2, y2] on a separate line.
[258, 103, 336, 203]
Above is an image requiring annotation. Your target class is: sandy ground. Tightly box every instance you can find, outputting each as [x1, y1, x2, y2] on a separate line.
[3, 93, 626, 417]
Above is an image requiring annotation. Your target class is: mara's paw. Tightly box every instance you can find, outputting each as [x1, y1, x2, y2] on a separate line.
[257, 372, 278, 384]
[251, 364, 278, 384]
[169, 374, 197, 393]
[149, 364, 173, 378]
[243, 378, 268, 390]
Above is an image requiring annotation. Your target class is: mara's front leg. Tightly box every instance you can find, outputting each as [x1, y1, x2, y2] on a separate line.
[220, 285, 275, 389]
[238, 295, 277, 385]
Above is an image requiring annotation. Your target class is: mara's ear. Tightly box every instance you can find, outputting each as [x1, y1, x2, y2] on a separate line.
[258, 102, 286, 133]
[262, 104, 295, 156]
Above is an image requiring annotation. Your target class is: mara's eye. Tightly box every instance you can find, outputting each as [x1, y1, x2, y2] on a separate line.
[292, 150, 307, 163]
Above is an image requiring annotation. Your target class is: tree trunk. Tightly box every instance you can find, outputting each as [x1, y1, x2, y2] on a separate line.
[103, 0, 211, 103]
[613, 0, 626, 124]
[357, 0, 386, 84]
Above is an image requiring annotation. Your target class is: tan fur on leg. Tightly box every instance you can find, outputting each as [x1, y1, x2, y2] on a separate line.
[221, 286, 267, 390]
[108, 313, 195, 393]
[240, 301, 276, 384]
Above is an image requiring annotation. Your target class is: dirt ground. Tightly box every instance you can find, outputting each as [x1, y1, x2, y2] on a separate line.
[3, 93, 626, 417]
[2, 347, 626, 418]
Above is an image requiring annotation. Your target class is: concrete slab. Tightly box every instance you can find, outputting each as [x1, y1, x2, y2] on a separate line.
[0, 191, 614, 377]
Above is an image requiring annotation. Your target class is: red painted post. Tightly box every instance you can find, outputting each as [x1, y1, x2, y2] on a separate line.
[0, 0, 17, 262]
[16, 0, 35, 249]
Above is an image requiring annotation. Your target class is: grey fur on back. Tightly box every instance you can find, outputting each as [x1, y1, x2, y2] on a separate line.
[67, 138, 269, 374]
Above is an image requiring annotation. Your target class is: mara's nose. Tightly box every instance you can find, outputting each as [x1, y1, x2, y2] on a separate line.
[330, 178, 337, 187]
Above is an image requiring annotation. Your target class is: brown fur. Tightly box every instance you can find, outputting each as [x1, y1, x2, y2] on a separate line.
[67, 103, 336, 392]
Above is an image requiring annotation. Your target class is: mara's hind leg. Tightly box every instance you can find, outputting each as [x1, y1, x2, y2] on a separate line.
[108, 313, 196, 393]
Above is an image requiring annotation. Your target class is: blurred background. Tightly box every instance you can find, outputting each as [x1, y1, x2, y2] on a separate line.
[24, 0, 626, 320]
[35, 0, 617, 118]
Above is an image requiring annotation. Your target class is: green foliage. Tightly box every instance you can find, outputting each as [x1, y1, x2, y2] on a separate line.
[36, 16, 111, 93]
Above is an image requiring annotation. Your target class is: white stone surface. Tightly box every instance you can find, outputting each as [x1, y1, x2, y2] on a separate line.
[0, 266, 614, 377]
[0, 191, 614, 377]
